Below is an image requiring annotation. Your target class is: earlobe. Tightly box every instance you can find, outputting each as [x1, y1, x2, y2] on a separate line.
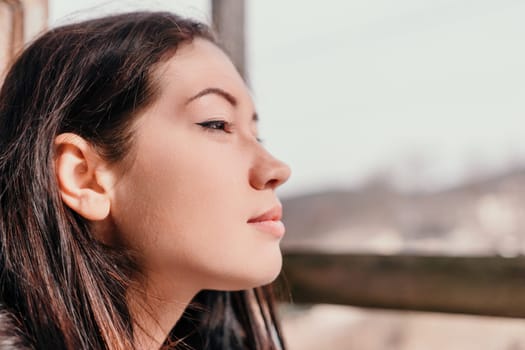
[54, 133, 112, 221]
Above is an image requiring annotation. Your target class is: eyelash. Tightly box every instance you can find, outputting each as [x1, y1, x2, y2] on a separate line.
[196, 120, 232, 133]
[196, 120, 263, 143]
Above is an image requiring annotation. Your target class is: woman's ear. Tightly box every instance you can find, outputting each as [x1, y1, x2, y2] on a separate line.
[54, 133, 114, 221]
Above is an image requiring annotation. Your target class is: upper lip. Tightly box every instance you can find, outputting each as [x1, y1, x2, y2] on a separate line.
[248, 205, 283, 223]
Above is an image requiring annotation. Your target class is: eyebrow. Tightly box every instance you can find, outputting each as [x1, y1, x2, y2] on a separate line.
[186, 87, 238, 106]
[186, 87, 259, 122]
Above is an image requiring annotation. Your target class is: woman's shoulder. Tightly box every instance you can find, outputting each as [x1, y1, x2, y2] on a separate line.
[0, 305, 32, 350]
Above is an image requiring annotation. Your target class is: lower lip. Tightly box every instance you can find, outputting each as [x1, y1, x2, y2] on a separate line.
[248, 220, 285, 238]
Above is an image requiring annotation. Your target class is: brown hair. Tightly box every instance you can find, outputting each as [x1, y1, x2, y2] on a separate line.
[0, 11, 286, 350]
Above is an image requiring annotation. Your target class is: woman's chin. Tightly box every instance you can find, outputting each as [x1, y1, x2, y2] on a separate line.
[210, 254, 283, 291]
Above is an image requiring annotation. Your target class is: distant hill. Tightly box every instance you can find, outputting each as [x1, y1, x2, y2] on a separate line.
[281, 170, 525, 256]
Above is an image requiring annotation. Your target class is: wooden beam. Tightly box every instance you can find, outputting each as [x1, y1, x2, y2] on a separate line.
[20, 0, 48, 42]
[211, 0, 246, 79]
[281, 252, 525, 318]
[0, 0, 24, 80]
[0, 2, 13, 78]
[4, 0, 24, 55]
[0, 0, 48, 81]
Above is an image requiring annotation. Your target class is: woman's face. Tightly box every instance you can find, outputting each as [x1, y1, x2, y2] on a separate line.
[108, 38, 290, 293]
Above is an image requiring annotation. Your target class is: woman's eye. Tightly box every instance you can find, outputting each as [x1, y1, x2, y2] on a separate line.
[196, 120, 231, 133]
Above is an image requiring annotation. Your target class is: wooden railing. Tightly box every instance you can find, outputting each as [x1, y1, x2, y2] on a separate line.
[281, 252, 525, 318]
[0, 0, 48, 79]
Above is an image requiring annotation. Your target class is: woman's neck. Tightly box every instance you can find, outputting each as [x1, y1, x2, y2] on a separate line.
[128, 275, 199, 350]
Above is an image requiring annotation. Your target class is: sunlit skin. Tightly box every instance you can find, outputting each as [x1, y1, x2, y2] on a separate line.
[55, 38, 290, 349]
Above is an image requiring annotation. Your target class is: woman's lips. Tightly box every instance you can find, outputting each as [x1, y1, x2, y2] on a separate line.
[248, 220, 285, 238]
[248, 205, 285, 238]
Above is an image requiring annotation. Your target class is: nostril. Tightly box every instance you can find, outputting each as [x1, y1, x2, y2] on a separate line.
[267, 162, 291, 190]
[266, 178, 280, 190]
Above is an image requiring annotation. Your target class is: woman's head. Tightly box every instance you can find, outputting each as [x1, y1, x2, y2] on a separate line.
[0, 11, 290, 349]
[105, 37, 291, 292]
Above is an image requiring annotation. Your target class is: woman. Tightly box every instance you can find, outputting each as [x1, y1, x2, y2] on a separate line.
[0, 11, 291, 350]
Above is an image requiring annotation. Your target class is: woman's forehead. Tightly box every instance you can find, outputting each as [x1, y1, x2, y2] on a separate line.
[149, 38, 255, 114]
[154, 39, 245, 99]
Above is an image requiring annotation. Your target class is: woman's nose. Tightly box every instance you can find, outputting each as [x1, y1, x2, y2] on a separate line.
[249, 149, 291, 191]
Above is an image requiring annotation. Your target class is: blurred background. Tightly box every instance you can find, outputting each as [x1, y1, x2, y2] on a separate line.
[2, 1, 525, 349]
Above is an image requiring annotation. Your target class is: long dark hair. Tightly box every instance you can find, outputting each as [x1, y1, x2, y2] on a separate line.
[0, 11, 287, 350]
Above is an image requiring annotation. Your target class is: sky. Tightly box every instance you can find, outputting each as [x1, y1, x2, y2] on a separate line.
[50, 0, 525, 197]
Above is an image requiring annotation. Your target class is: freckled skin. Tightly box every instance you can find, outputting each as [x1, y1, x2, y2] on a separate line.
[109, 38, 291, 294]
